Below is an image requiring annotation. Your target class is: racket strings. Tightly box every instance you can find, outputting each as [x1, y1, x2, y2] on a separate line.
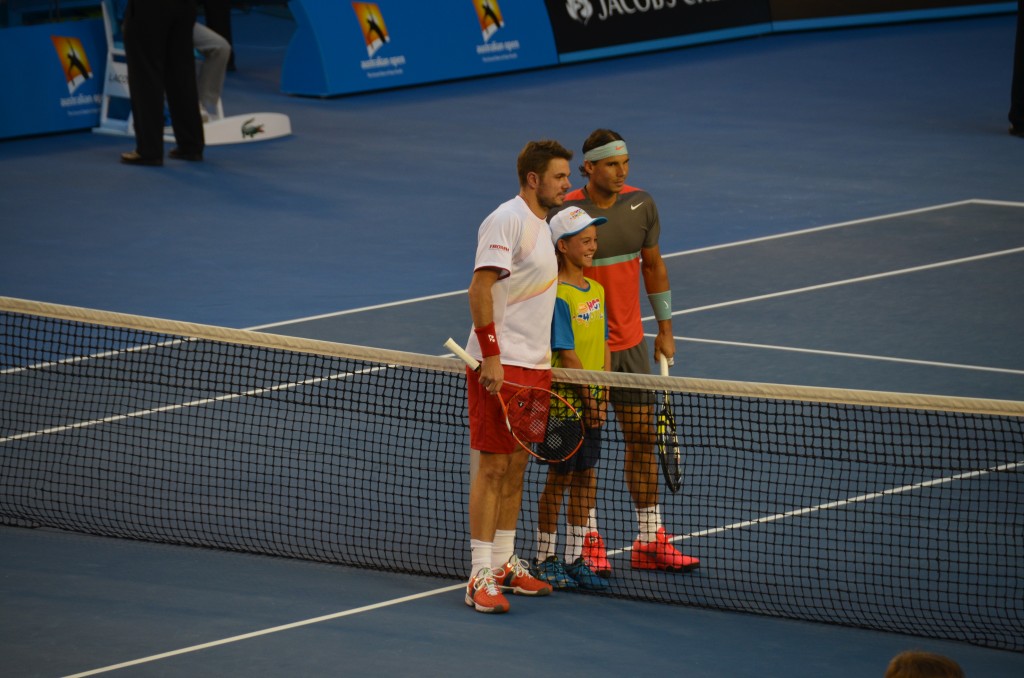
[506, 391, 550, 438]
[657, 400, 683, 493]
[504, 387, 584, 462]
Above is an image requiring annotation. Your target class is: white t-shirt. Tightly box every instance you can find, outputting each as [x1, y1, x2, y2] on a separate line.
[466, 195, 557, 370]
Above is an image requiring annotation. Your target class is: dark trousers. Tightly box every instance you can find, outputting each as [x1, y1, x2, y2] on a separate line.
[123, 0, 204, 159]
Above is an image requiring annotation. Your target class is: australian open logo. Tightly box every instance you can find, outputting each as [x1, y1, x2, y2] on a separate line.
[475, 0, 505, 42]
[51, 36, 92, 95]
[352, 2, 389, 57]
[51, 35, 100, 111]
[353, 2, 406, 77]
[474, 0, 519, 62]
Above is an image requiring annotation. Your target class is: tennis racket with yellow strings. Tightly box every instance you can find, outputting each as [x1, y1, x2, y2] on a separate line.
[657, 354, 683, 493]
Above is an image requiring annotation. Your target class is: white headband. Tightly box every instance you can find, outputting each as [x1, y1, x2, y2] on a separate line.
[583, 140, 628, 162]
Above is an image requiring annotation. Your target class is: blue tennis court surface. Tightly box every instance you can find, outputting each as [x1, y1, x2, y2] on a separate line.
[2, 8, 1023, 678]
[272, 199, 1024, 400]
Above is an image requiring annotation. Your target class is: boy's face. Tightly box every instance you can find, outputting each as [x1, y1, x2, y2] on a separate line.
[559, 225, 599, 269]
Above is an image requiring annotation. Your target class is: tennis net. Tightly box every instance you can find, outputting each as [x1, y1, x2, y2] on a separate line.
[1, 296, 1021, 651]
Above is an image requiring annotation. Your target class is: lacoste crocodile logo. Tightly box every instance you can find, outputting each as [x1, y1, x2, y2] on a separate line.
[242, 118, 265, 138]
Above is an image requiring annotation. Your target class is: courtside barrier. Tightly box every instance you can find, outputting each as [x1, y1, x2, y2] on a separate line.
[281, 0, 558, 97]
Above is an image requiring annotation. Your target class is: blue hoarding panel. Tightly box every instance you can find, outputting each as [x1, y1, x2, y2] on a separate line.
[0, 19, 107, 140]
[281, 0, 559, 97]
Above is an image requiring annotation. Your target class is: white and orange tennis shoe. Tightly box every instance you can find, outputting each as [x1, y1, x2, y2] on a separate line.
[497, 555, 553, 596]
[631, 527, 700, 572]
[465, 567, 510, 613]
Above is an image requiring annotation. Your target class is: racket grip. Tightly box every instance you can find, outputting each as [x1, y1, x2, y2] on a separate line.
[444, 337, 480, 371]
[659, 354, 670, 378]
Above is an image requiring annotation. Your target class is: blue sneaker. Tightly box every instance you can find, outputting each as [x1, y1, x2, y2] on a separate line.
[531, 556, 577, 590]
[566, 557, 610, 591]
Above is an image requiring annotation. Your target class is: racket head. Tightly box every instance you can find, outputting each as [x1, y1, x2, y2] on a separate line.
[656, 404, 683, 493]
[656, 355, 683, 493]
[501, 385, 584, 462]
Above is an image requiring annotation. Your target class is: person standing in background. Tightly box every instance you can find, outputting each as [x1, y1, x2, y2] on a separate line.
[120, 0, 205, 165]
[193, 22, 231, 121]
[203, 0, 236, 71]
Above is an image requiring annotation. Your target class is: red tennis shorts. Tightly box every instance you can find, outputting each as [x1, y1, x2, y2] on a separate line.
[466, 365, 552, 454]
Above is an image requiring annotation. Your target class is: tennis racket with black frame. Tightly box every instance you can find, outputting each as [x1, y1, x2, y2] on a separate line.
[656, 354, 683, 493]
[444, 337, 585, 463]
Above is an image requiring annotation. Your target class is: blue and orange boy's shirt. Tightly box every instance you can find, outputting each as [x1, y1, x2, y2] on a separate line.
[550, 277, 607, 414]
[551, 277, 608, 372]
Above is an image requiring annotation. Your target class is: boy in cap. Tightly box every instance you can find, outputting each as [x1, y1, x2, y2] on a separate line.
[532, 206, 611, 591]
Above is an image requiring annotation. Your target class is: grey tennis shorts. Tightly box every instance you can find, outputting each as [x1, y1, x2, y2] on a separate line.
[609, 340, 656, 407]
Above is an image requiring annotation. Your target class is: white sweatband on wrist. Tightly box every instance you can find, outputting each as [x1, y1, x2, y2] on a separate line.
[648, 291, 673, 321]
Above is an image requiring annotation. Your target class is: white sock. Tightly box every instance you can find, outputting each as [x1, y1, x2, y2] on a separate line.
[566, 525, 587, 563]
[636, 505, 661, 543]
[471, 539, 493, 578]
[492, 529, 516, 569]
[536, 530, 556, 562]
[587, 508, 598, 534]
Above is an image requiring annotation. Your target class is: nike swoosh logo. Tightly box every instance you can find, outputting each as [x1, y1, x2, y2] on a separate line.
[630, 202, 645, 210]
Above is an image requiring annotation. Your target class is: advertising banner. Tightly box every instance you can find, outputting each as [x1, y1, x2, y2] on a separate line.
[543, 0, 773, 62]
[281, 0, 559, 97]
[0, 19, 106, 140]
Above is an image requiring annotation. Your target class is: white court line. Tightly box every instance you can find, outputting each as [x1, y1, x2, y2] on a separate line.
[670, 246, 1024, 315]
[246, 290, 467, 331]
[677, 336, 1024, 376]
[246, 199, 1024, 329]
[638, 244, 1024, 376]
[663, 199, 984, 258]
[663, 198, 1024, 259]
[0, 338, 193, 377]
[64, 457, 1022, 677]
[970, 198, 1024, 208]
[0, 361, 389, 445]
[62, 584, 465, 678]
[665, 459, 1024, 542]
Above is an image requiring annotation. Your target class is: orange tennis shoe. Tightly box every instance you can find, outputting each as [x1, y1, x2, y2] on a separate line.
[498, 555, 553, 596]
[465, 567, 510, 613]
[582, 530, 611, 578]
[631, 527, 700, 572]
